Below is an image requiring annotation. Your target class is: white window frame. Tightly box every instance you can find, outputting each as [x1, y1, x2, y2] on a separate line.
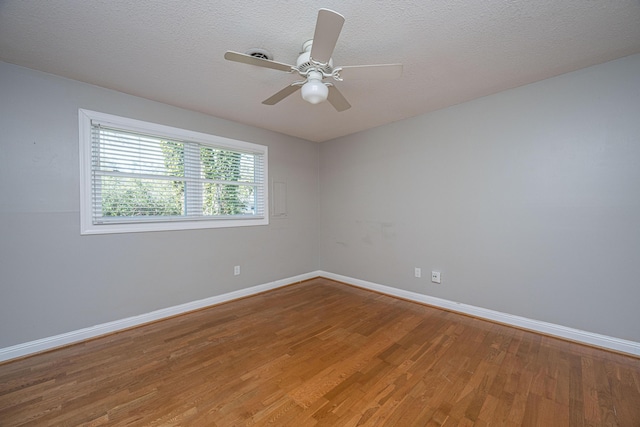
[79, 109, 268, 235]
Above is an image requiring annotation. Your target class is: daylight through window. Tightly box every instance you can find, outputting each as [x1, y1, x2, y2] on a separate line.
[79, 110, 268, 234]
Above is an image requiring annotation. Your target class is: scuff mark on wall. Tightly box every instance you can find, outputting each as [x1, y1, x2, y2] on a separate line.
[356, 220, 396, 246]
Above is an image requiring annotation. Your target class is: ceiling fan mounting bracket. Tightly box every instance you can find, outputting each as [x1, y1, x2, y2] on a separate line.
[330, 67, 344, 81]
[293, 64, 335, 80]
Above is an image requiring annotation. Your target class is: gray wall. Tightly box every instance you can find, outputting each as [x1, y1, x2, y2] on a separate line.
[2, 53, 639, 350]
[319, 54, 640, 342]
[0, 62, 319, 348]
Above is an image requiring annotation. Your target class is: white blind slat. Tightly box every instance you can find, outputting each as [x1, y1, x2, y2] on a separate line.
[91, 123, 265, 223]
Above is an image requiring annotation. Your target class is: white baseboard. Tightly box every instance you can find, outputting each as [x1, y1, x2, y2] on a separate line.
[318, 271, 640, 357]
[0, 271, 321, 363]
[2, 270, 638, 362]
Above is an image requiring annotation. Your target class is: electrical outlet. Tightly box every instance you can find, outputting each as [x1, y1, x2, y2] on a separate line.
[414, 267, 421, 278]
[234, 265, 240, 276]
[431, 271, 441, 284]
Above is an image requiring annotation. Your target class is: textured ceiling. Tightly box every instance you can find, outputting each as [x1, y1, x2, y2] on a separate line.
[1, 1, 640, 142]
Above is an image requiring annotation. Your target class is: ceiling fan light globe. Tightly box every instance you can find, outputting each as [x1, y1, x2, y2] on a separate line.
[301, 80, 329, 104]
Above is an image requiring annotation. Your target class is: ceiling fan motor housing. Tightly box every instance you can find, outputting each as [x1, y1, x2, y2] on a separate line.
[296, 40, 333, 75]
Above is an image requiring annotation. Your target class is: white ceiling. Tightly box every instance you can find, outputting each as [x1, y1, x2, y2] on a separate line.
[1, 1, 640, 142]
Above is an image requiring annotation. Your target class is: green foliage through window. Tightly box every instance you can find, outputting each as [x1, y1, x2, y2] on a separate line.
[92, 125, 263, 223]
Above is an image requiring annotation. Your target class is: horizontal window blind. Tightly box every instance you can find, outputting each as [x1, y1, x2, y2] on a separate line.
[90, 123, 265, 225]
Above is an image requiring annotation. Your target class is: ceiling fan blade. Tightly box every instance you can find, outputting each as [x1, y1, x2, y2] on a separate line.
[337, 64, 403, 80]
[309, 9, 345, 64]
[224, 51, 294, 73]
[327, 85, 351, 112]
[262, 84, 301, 105]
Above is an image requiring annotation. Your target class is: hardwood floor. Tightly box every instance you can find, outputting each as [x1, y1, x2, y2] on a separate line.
[1, 278, 639, 426]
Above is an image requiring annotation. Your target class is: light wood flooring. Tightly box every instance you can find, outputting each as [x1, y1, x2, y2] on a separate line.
[1, 278, 639, 426]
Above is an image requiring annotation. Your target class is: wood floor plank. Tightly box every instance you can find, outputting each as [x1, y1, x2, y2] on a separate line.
[1, 278, 639, 426]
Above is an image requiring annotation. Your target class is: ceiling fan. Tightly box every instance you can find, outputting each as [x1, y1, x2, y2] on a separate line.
[224, 9, 403, 112]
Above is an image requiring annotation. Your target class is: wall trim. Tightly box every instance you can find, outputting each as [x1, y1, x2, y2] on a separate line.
[0, 271, 321, 363]
[318, 271, 640, 357]
[3, 270, 638, 362]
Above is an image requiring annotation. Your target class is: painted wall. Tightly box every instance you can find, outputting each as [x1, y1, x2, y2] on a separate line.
[319, 54, 640, 342]
[2, 53, 639, 351]
[0, 62, 319, 348]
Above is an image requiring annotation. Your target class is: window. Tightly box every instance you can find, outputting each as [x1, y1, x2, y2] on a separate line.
[79, 109, 268, 234]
